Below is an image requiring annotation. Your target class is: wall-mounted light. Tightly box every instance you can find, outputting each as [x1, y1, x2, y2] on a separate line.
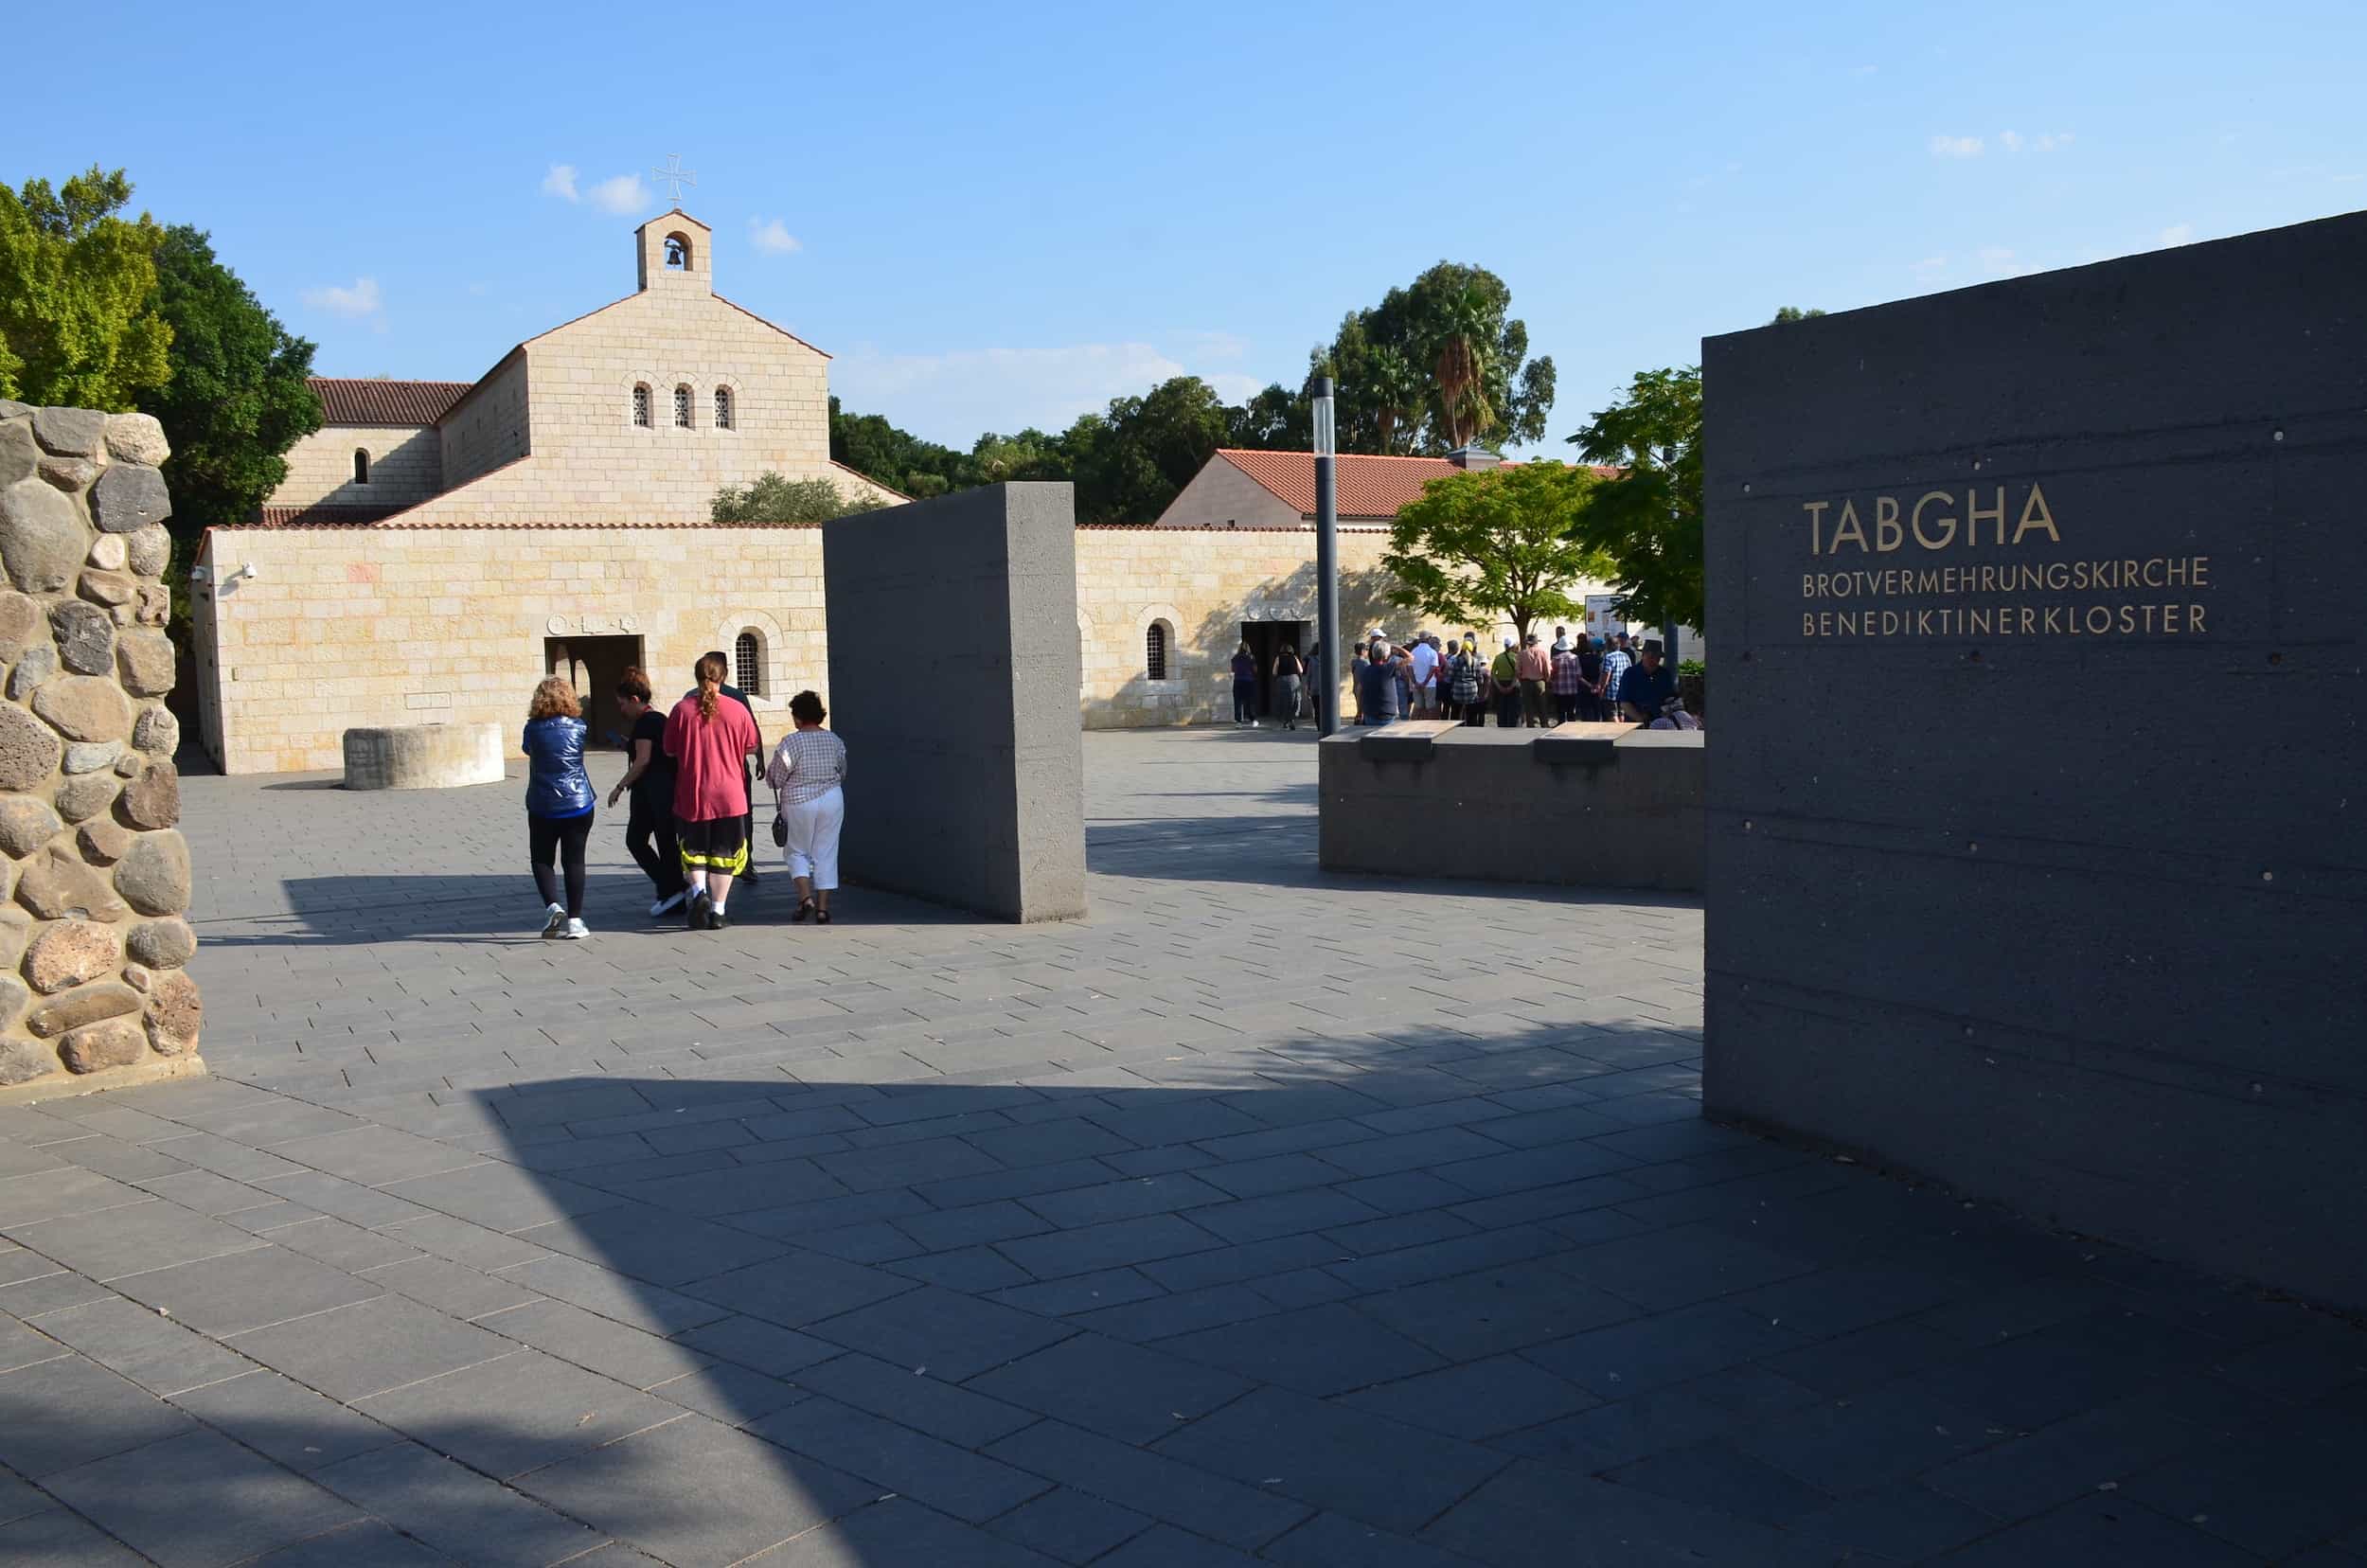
[227, 562, 258, 584]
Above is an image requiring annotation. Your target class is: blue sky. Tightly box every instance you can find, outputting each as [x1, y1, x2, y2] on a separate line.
[14, 0, 2363, 449]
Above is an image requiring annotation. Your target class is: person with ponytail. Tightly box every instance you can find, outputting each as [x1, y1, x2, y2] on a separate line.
[663, 652, 761, 931]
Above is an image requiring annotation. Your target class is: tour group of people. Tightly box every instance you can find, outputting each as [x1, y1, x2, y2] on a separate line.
[520, 652, 849, 938]
[1230, 626, 1697, 730]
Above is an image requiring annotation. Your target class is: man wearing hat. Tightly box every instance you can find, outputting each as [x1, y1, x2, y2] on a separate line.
[1619, 639, 1679, 724]
[1515, 632, 1554, 728]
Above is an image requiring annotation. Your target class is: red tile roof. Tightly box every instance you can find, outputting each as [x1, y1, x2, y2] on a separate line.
[254, 503, 417, 527]
[1213, 449, 1622, 519]
[308, 378, 475, 426]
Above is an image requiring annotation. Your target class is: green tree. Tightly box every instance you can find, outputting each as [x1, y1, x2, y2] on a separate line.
[1429, 285, 1496, 449]
[1566, 365, 1704, 632]
[1365, 347, 1424, 454]
[0, 168, 171, 408]
[137, 225, 322, 537]
[1380, 462, 1612, 641]
[1069, 376, 1232, 525]
[1770, 306, 1826, 323]
[1309, 262, 1555, 454]
[710, 472, 857, 524]
[828, 394, 970, 498]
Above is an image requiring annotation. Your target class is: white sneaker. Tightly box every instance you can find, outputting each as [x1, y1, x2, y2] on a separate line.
[564, 918, 590, 940]
[540, 903, 566, 939]
[651, 891, 685, 916]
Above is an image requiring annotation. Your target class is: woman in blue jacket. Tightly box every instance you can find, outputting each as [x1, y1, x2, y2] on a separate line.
[523, 676, 596, 939]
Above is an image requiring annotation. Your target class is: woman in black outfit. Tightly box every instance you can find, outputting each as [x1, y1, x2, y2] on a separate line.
[605, 668, 688, 918]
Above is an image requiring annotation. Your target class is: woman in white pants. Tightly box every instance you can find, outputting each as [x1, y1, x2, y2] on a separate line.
[765, 689, 848, 924]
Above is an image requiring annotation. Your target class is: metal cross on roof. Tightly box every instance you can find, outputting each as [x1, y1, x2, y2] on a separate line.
[651, 153, 697, 205]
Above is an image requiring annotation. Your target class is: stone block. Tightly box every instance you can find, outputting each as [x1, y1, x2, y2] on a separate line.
[0, 796, 60, 858]
[31, 406, 104, 457]
[116, 631, 173, 697]
[126, 917, 195, 970]
[77, 816, 132, 865]
[0, 973, 25, 1030]
[27, 981, 141, 1039]
[64, 740, 124, 775]
[116, 762, 179, 830]
[132, 705, 178, 757]
[114, 829, 190, 916]
[41, 455, 98, 491]
[0, 1036, 54, 1086]
[79, 568, 135, 608]
[33, 675, 133, 742]
[127, 526, 169, 578]
[90, 464, 169, 533]
[102, 413, 169, 466]
[0, 591, 43, 661]
[340, 722, 505, 790]
[49, 600, 114, 675]
[54, 773, 118, 823]
[0, 704, 63, 792]
[23, 918, 122, 994]
[0, 478, 87, 593]
[61, 1016, 147, 1073]
[14, 845, 124, 922]
[0, 421, 35, 488]
[8, 644, 56, 699]
[87, 534, 127, 571]
[144, 970, 201, 1056]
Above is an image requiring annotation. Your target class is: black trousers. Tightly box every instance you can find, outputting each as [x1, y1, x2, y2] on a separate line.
[625, 793, 685, 899]
[529, 811, 594, 917]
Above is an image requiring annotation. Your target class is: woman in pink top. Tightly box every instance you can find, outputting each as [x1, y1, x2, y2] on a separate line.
[663, 652, 761, 932]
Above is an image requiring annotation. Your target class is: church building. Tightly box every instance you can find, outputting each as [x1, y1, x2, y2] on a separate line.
[190, 210, 1551, 773]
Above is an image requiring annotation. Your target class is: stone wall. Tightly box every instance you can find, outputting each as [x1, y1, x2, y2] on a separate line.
[0, 402, 199, 1096]
[276, 422, 442, 510]
[437, 350, 530, 490]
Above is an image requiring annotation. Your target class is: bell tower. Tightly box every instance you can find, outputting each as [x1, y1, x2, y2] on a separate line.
[635, 209, 713, 294]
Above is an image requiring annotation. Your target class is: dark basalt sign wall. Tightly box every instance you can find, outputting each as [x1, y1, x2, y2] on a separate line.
[1700, 212, 2366, 1308]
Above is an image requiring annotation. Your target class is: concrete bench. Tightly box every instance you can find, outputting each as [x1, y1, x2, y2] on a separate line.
[342, 722, 507, 791]
[1321, 723, 1703, 892]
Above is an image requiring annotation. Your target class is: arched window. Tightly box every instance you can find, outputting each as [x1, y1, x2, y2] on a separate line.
[632, 383, 651, 428]
[733, 631, 763, 696]
[664, 233, 691, 270]
[714, 386, 735, 430]
[352, 449, 370, 485]
[1145, 621, 1170, 682]
[674, 384, 693, 429]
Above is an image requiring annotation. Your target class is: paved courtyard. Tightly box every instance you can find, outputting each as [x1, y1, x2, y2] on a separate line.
[1, 728, 2361, 1567]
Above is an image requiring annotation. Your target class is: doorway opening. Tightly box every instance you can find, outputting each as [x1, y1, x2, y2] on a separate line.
[1238, 619, 1313, 719]
[545, 635, 645, 751]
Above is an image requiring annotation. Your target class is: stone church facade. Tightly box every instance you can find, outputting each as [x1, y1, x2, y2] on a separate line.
[192, 209, 1561, 774]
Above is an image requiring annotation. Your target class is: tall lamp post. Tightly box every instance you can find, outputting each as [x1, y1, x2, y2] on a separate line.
[1312, 376, 1340, 737]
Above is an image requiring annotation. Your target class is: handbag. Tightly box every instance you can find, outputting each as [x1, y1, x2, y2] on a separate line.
[770, 780, 789, 847]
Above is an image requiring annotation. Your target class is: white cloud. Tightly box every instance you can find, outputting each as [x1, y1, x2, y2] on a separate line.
[587, 173, 650, 216]
[303, 277, 383, 317]
[542, 163, 578, 202]
[1184, 330, 1249, 361]
[2158, 223, 2195, 246]
[2001, 131, 2073, 153]
[1931, 134, 1984, 158]
[831, 340, 1259, 447]
[747, 217, 802, 256]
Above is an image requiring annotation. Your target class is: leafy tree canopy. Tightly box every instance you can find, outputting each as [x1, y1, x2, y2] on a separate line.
[711, 472, 858, 524]
[1769, 306, 1826, 323]
[1380, 462, 1612, 642]
[1566, 366, 1704, 632]
[1313, 262, 1557, 455]
[0, 168, 172, 408]
[138, 224, 321, 538]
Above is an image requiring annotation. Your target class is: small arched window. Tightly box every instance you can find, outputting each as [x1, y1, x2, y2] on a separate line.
[664, 233, 690, 270]
[632, 384, 651, 428]
[674, 384, 693, 429]
[714, 386, 734, 430]
[1146, 622, 1170, 682]
[352, 449, 370, 485]
[734, 631, 763, 696]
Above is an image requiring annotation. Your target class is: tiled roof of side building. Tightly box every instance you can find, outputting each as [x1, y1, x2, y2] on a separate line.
[308, 378, 477, 426]
[254, 503, 418, 527]
[1215, 449, 1623, 517]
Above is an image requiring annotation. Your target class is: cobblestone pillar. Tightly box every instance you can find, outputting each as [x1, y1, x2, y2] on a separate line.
[0, 401, 201, 1096]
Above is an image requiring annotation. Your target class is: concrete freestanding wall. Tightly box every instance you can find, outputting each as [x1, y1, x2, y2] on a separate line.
[823, 483, 1087, 921]
[1701, 212, 2366, 1308]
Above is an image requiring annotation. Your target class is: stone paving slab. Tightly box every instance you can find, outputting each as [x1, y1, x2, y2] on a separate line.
[0, 731, 2359, 1564]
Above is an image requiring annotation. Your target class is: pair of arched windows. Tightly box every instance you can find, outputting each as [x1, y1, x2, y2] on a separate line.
[632, 383, 735, 430]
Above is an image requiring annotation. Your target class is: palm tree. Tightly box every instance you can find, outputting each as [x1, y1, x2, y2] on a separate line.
[1366, 347, 1423, 454]
[1430, 287, 1496, 450]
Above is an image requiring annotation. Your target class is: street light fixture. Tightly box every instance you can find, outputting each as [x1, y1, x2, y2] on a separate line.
[1312, 376, 1340, 737]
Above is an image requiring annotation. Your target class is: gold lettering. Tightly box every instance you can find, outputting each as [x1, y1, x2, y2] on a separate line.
[2086, 606, 2112, 633]
[1830, 500, 1869, 553]
[1819, 612, 1835, 636]
[2012, 482, 2060, 544]
[2190, 603, 2206, 633]
[2193, 558, 2210, 588]
[1912, 491, 1956, 549]
[2119, 604, 2136, 633]
[1967, 487, 2005, 545]
[1969, 608, 1991, 635]
[2162, 602, 2180, 633]
[2044, 562, 2068, 590]
[1803, 501, 1830, 555]
[2044, 606, 2063, 633]
[2142, 558, 2165, 588]
[1802, 574, 1816, 599]
[1803, 613, 1816, 635]
[1875, 495, 1902, 552]
[2020, 607, 2037, 634]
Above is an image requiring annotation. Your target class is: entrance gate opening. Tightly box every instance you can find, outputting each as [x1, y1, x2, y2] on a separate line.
[1238, 619, 1313, 720]
[544, 635, 646, 750]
